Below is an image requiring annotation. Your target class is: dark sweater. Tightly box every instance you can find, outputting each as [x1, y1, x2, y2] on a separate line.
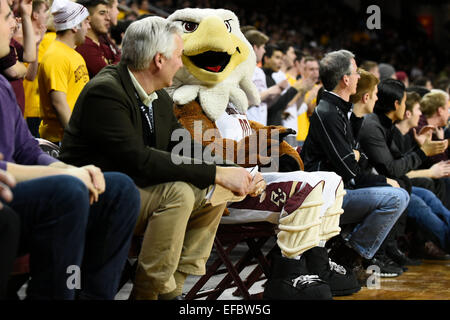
[359, 111, 427, 178]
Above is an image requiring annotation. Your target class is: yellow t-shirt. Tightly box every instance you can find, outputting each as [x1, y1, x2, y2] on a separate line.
[38, 40, 89, 142]
[23, 32, 56, 119]
[297, 85, 319, 141]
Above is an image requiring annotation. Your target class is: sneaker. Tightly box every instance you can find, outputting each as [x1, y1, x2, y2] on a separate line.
[327, 237, 370, 287]
[386, 243, 422, 267]
[304, 247, 361, 296]
[263, 254, 332, 300]
[364, 252, 403, 278]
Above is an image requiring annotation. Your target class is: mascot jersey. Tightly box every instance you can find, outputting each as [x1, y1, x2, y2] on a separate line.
[166, 8, 344, 258]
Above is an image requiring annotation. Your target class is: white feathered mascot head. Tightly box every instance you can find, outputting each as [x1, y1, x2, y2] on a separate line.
[166, 8, 261, 121]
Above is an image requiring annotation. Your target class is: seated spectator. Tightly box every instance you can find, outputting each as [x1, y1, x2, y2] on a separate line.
[0, 0, 140, 299]
[59, 16, 253, 300]
[415, 89, 450, 209]
[349, 68, 379, 138]
[358, 79, 450, 255]
[76, 0, 121, 78]
[38, 0, 90, 144]
[301, 50, 410, 279]
[395, 92, 450, 209]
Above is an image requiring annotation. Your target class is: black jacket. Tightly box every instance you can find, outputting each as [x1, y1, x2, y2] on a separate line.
[359, 112, 427, 179]
[301, 91, 387, 189]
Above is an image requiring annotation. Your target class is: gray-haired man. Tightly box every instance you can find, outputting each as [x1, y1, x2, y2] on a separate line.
[59, 16, 257, 300]
[301, 49, 410, 281]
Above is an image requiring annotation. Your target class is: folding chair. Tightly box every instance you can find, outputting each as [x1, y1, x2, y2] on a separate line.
[6, 139, 60, 299]
[184, 221, 278, 300]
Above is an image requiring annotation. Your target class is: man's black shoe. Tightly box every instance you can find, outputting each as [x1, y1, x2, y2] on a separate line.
[304, 247, 361, 296]
[263, 255, 332, 300]
[386, 243, 421, 267]
[364, 252, 403, 277]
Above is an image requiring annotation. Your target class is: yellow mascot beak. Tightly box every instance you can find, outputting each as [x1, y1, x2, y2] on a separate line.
[181, 15, 249, 85]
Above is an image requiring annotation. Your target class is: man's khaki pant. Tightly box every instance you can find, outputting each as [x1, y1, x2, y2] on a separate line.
[132, 181, 226, 299]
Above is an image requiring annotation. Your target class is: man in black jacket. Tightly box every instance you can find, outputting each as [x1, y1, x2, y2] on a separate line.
[301, 50, 410, 278]
[59, 16, 256, 300]
[359, 79, 450, 257]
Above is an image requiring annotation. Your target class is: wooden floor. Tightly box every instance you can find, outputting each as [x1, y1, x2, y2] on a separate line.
[335, 259, 450, 300]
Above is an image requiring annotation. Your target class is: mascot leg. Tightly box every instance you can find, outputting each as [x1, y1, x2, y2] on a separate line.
[302, 172, 361, 296]
[264, 180, 332, 300]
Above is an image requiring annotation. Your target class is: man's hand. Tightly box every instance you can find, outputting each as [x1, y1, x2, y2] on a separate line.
[386, 178, 400, 188]
[248, 172, 266, 197]
[0, 154, 17, 209]
[215, 166, 252, 196]
[420, 136, 448, 156]
[82, 165, 105, 194]
[292, 76, 315, 94]
[414, 126, 434, 146]
[67, 166, 104, 204]
[429, 161, 450, 179]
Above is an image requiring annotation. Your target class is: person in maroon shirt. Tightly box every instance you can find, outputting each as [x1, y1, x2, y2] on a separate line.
[76, 0, 120, 78]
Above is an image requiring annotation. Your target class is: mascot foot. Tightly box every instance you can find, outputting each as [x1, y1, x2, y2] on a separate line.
[304, 247, 361, 296]
[263, 254, 332, 300]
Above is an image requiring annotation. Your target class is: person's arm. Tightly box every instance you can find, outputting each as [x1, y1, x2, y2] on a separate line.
[50, 90, 72, 129]
[215, 166, 253, 196]
[18, 0, 36, 63]
[2, 62, 27, 79]
[406, 161, 450, 179]
[359, 121, 426, 178]
[289, 77, 315, 108]
[309, 109, 361, 182]
[260, 85, 282, 102]
[6, 162, 103, 204]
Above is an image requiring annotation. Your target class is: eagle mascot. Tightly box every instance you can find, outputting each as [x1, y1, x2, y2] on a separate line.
[166, 8, 359, 299]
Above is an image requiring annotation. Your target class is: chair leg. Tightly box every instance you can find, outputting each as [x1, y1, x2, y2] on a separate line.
[207, 237, 251, 300]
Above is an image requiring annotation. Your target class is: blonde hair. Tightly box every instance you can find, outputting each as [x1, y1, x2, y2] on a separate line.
[420, 90, 449, 118]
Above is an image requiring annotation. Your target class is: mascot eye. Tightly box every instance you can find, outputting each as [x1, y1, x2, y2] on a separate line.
[224, 20, 232, 32]
[182, 21, 198, 33]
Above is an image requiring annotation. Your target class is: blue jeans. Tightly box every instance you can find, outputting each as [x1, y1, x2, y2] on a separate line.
[9, 172, 140, 300]
[407, 186, 450, 251]
[341, 186, 410, 259]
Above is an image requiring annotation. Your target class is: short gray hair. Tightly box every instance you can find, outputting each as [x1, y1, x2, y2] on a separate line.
[121, 16, 182, 70]
[319, 49, 355, 91]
